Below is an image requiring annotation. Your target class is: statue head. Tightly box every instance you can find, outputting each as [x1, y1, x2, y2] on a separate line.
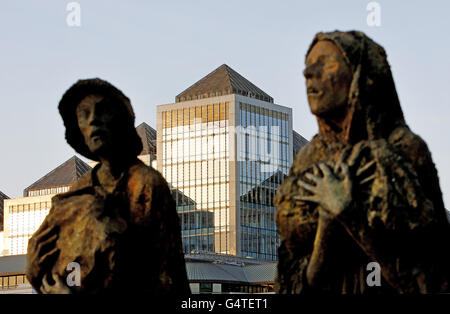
[305, 31, 406, 142]
[58, 78, 143, 161]
[304, 40, 353, 117]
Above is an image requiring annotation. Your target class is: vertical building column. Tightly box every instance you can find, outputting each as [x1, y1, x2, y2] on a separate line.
[228, 97, 239, 256]
[288, 108, 293, 168]
[156, 108, 163, 173]
[3, 200, 10, 256]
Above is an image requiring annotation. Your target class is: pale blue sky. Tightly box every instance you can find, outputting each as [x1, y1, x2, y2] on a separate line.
[1, 1, 449, 207]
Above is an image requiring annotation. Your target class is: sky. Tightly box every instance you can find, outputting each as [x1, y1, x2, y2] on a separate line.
[0, 0, 449, 207]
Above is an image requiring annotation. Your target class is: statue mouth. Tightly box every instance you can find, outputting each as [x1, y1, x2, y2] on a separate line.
[89, 129, 106, 139]
[307, 86, 322, 97]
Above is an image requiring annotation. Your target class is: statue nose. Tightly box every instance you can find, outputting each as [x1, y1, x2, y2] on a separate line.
[88, 113, 102, 126]
[303, 63, 321, 79]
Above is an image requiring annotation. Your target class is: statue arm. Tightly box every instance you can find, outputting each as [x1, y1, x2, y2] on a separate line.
[275, 174, 317, 255]
[276, 172, 335, 292]
[26, 209, 72, 294]
[305, 214, 340, 289]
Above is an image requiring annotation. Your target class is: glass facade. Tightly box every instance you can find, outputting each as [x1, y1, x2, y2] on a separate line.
[162, 103, 231, 254]
[237, 102, 287, 261]
[0, 274, 29, 289]
[26, 186, 70, 197]
[159, 98, 291, 262]
[5, 199, 52, 255]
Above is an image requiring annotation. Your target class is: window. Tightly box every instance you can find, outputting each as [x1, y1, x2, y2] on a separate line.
[199, 282, 213, 294]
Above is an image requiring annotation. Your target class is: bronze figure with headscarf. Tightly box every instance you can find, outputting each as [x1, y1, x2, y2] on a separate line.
[275, 31, 450, 294]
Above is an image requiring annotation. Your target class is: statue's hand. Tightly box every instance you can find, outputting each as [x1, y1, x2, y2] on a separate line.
[295, 162, 352, 219]
[28, 226, 60, 268]
[40, 273, 71, 294]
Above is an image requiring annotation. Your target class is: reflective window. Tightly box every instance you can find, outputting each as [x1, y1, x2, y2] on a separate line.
[237, 102, 288, 261]
[162, 103, 230, 254]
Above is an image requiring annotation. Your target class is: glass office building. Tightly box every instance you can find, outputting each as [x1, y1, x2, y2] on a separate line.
[237, 102, 291, 260]
[160, 102, 230, 255]
[157, 64, 294, 261]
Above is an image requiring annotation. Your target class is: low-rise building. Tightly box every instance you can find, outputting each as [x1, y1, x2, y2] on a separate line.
[0, 253, 276, 294]
[2, 156, 90, 256]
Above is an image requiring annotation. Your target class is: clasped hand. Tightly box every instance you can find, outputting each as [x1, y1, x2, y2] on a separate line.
[294, 162, 352, 220]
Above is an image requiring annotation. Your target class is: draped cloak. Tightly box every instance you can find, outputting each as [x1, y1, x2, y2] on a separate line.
[26, 159, 190, 294]
[275, 31, 450, 294]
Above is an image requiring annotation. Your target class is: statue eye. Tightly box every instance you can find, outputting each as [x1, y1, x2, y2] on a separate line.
[77, 107, 89, 120]
[323, 61, 338, 71]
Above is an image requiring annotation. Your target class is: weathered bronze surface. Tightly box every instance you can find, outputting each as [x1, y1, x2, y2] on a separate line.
[275, 31, 450, 294]
[26, 78, 190, 294]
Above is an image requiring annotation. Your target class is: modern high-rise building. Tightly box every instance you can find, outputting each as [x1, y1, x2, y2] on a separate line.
[157, 64, 297, 261]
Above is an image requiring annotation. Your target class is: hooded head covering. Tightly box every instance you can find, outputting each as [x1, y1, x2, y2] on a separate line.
[58, 78, 143, 161]
[306, 30, 406, 143]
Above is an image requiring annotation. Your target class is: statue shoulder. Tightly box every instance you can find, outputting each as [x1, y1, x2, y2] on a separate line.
[129, 159, 170, 190]
[388, 126, 433, 166]
[292, 135, 321, 174]
[68, 169, 93, 192]
[127, 160, 176, 224]
[48, 170, 93, 207]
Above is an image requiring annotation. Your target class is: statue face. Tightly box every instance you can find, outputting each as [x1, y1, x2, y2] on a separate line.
[76, 94, 120, 157]
[304, 40, 353, 117]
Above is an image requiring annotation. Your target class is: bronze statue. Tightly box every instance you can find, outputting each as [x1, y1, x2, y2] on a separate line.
[26, 78, 190, 294]
[275, 31, 450, 294]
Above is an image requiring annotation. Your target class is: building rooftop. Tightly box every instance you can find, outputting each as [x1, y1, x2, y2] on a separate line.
[0, 254, 276, 285]
[0, 255, 26, 275]
[136, 122, 156, 155]
[186, 262, 275, 284]
[293, 130, 309, 157]
[23, 156, 91, 196]
[176, 64, 274, 103]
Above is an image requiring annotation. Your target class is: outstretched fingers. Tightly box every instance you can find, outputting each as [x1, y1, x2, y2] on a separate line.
[356, 160, 376, 177]
[38, 246, 60, 265]
[297, 179, 317, 193]
[360, 174, 376, 185]
[334, 152, 347, 173]
[293, 195, 320, 204]
[36, 233, 58, 256]
[318, 162, 332, 177]
[40, 274, 51, 294]
[340, 162, 350, 179]
[33, 226, 56, 243]
[304, 172, 320, 184]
